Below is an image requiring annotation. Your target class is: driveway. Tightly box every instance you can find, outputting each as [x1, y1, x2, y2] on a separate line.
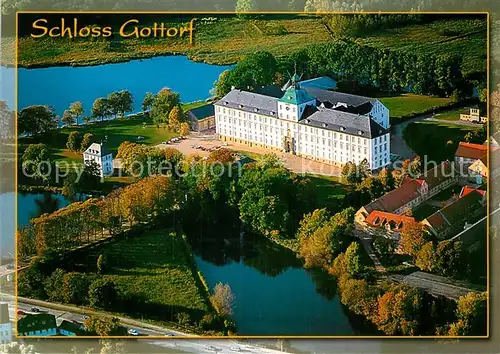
[156, 133, 342, 177]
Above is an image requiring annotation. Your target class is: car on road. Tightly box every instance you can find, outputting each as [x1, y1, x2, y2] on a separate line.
[165, 333, 175, 336]
[127, 328, 140, 336]
[6, 264, 14, 269]
[230, 346, 241, 352]
[17, 310, 25, 315]
[82, 315, 89, 321]
[205, 346, 220, 352]
[30, 307, 40, 313]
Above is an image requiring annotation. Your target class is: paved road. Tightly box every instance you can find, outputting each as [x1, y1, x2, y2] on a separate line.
[3, 294, 285, 354]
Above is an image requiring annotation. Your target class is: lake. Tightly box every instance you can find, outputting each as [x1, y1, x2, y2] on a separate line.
[4, 55, 231, 117]
[186, 222, 358, 336]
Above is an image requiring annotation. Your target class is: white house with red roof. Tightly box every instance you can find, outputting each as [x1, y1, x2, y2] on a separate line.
[454, 142, 488, 168]
[364, 211, 416, 240]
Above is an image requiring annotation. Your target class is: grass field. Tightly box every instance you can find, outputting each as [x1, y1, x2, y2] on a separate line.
[71, 229, 209, 324]
[11, 16, 331, 68]
[403, 120, 480, 163]
[306, 174, 348, 212]
[359, 18, 487, 75]
[18, 115, 177, 165]
[9, 16, 486, 73]
[379, 94, 455, 120]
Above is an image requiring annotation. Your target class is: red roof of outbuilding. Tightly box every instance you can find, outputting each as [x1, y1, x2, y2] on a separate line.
[455, 142, 488, 160]
[366, 211, 415, 231]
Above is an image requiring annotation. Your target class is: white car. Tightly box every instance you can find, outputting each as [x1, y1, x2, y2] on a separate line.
[230, 346, 241, 352]
[127, 328, 140, 336]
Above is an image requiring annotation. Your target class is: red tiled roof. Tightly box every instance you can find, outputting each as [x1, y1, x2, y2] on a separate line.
[424, 192, 484, 232]
[364, 180, 423, 213]
[459, 186, 486, 198]
[366, 211, 415, 231]
[422, 161, 456, 189]
[455, 142, 488, 160]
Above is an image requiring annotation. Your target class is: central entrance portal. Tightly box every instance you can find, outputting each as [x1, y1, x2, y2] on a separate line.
[283, 129, 294, 154]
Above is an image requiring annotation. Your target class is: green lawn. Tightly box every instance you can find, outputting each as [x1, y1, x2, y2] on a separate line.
[379, 94, 455, 121]
[71, 229, 209, 324]
[305, 174, 349, 212]
[403, 120, 480, 162]
[359, 18, 487, 75]
[412, 203, 441, 221]
[19, 115, 177, 165]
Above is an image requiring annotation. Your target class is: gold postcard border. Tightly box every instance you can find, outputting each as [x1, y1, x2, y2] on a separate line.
[14, 10, 490, 340]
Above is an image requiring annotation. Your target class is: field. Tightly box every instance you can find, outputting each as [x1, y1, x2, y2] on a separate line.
[10, 16, 486, 73]
[18, 115, 177, 165]
[403, 120, 480, 163]
[12, 16, 331, 67]
[70, 229, 209, 325]
[305, 174, 348, 212]
[379, 94, 455, 121]
[359, 18, 487, 75]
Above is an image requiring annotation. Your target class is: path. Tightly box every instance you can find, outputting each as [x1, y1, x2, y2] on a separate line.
[353, 228, 386, 273]
[156, 134, 342, 177]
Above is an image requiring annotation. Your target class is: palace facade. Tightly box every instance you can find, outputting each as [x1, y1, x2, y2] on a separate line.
[214, 75, 391, 170]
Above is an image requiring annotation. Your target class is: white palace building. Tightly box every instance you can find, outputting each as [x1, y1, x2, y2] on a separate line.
[214, 75, 391, 170]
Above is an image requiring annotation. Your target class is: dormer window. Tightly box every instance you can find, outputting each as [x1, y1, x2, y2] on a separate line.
[288, 96, 293, 100]
[358, 130, 363, 135]
[322, 123, 328, 128]
[305, 119, 310, 124]
[271, 111, 275, 116]
[254, 108, 258, 112]
[285, 106, 290, 111]
[340, 127, 345, 131]
[239, 104, 244, 108]
[224, 101, 228, 105]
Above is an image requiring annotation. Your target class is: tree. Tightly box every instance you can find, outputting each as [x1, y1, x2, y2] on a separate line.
[176, 312, 191, 326]
[62, 171, 78, 201]
[18, 105, 57, 136]
[108, 90, 133, 117]
[92, 97, 112, 121]
[357, 176, 384, 201]
[341, 161, 361, 185]
[84, 316, 121, 336]
[210, 282, 235, 317]
[452, 292, 487, 335]
[44, 268, 66, 302]
[62, 272, 91, 305]
[373, 285, 422, 335]
[66, 131, 81, 152]
[96, 254, 107, 274]
[17, 229, 35, 259]
[69, 101, 84, 126]
[150, 88, 180, 128]
[399, 221, 427, 257]
[415, 241, 435, 272]
[80, 160, 101, 189]
[434, 240, 465, 278]
[344, 242, 362, 278]
[207, 148, 234, 164]
[22, 143, 53, 184]
[339, 278, 377, 317]
[88, 278, 117, 309]
[142, 92, 156, 112]
[61, 109, 75, 126]
[168, 105, 183, 132]
[179, 122, 190, 136]
[296, 208, 331, 241]
[80, 133, 94, 152]
[378, 167, 395, 191]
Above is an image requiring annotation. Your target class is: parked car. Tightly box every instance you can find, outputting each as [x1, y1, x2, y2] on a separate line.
[82, 315, 89, 321]
[17, 310, 25, 315]
[30, 307, 40, 313]
[6, 264, 15, 270]
[162, 141, 169, 144]
[230, 346, 241, 352]
[127, 328, 140, 336]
